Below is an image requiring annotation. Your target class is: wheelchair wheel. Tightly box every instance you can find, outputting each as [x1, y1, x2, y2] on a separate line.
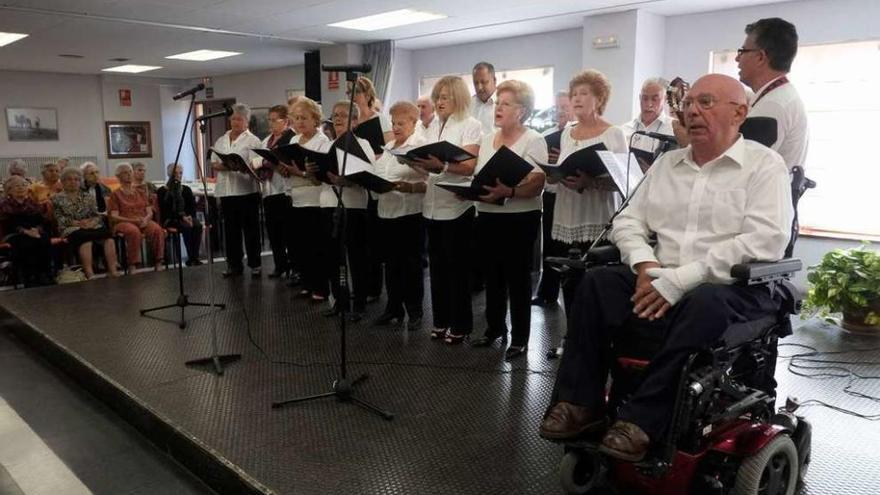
[732, 435, 799, 495]
[559, 450, 605, 494]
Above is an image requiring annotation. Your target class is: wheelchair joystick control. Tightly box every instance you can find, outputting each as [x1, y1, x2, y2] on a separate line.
[784, 396, 801, 413]
[772, 396, 801, 432]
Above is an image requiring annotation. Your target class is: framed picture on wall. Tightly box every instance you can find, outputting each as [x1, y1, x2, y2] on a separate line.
[105, 121, 152, 158]
[249, 107, 271, 140]
[6, 107, 59, 141]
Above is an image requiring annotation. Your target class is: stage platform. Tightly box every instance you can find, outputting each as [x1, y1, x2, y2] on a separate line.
[1, 264, 879, 495]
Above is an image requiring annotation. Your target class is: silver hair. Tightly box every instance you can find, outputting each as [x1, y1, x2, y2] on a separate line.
[642, 77, 669, 92]
[56, 156, 71, 164]
[8, 159, 27, 175]
[333, 100, 360, 120]
[40, 161, 59, 173]
[231, 103, 251, 121]
[60, 167, 83, 181]
[114, 162, 133, 176]
[166, 162, 183, 177]
[3, 175, 27, 191]
[79, 161, 98, 173]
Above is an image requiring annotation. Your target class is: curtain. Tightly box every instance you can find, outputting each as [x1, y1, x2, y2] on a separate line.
[363, 40, 394, 107]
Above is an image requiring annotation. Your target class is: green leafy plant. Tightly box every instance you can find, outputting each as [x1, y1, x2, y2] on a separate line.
[802, 243, 880, 327]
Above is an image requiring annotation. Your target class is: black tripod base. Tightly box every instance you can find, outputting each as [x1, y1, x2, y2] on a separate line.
[185, 353, 241, 375]
[140, 295, 226, 329]
[272, 373, 394, 421]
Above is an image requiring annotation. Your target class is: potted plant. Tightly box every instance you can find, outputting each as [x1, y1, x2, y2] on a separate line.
[803, 243, 880, 334]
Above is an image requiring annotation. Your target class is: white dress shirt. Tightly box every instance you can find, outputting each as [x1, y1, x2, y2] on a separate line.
[471, 92, 496, 136]
[748, 76, 809, 170]
[422, 114, 483, 221]
[254, 132, 293, 197]
[374, 133, 428, 219]
[319, 136, 373, 209]
[620, 114, 675, 157]
[289, 132, 330, 208]
[210, 130, 261, 198]
[611, 136, 793, 305]
[551, 126, 627, 243]
[474, 129, 547, 214]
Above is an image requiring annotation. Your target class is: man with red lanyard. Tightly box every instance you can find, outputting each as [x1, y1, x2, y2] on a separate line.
[736, 17, 809, 170]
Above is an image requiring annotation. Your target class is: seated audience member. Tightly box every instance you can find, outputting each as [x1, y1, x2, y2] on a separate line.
[29, 162, 63, 203]
[109, 163, 166, 271]
[80, 162, 111, 214]
[132, 162, 158, 199]
[157, 163, 204, 266]
[7, 159, 31, 182]
[540, 74, 793, 462]
[372, 101, 429, 330]
[56, 157, 71, 171]
[52, 168, 121, 279]
[0, 176, 54, 286]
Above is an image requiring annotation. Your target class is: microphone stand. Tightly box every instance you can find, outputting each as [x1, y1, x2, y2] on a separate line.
[272, 69, 393, 420]
[183, 111, 241, 375]
[140, 92, 225, 329]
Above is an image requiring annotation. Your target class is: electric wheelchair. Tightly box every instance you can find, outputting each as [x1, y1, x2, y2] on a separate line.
[545, 167, 815, 495]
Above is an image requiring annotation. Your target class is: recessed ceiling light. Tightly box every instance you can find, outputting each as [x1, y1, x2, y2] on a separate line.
[166, 49, 242, 61]
[102, 64, 162, 73]
[328, 9, 446, 31]
[0, 32, 29, 47]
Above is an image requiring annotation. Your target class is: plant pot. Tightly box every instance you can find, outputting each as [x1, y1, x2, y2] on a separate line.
[842, 300, 880, 335]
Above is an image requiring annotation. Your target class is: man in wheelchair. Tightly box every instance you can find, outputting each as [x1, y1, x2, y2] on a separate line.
[540, 73, 796, 471]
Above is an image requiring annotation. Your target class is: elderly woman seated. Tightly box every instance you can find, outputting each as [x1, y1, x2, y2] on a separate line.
[7, 159, 32, 183]
[0, 176, 54, 286]
[52, 168, 121, 279]
[81, 162, 111, 214]
[109, 163, 165, 271]
[157, 163, 203, 266]
[29, 161, 63, 203]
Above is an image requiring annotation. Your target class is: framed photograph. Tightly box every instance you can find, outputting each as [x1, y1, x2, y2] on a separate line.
[105, 121, 152, 158]
[249, 107, 270, 140]
[6, 107, 59, 141]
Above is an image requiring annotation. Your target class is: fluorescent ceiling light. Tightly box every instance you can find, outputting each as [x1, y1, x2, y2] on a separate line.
[102, 64, 162, 73]
[166, 49, 242, 61]
[0, 32, 29, 47]
[329, 9, 446, 31]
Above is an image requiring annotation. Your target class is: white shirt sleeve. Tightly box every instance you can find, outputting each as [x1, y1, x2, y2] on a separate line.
[611, 166, 661, 269]
[461, 119, 483, 148]
[524, 132, 549, 172]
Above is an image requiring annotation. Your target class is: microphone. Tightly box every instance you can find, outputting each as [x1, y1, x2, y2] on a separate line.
[634, 130, 677, 143]
[195, 105, 233, 122]
[172, 83, 205, 101]
[321, 63, 372, 73]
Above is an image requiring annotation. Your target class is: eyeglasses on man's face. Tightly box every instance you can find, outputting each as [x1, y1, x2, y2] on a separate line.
[736, 47, 762, 56]
[681, 94, 742, 111]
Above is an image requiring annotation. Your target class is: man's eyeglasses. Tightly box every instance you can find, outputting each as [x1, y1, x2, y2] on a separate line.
[681, 94, 742, 111]
[736, 47, 761, 56]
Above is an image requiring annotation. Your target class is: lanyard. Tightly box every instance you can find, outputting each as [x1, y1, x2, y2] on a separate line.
[752, 76, 789, 106]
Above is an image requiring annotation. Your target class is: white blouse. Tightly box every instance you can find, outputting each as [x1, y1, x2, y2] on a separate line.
[318, 136, 373, 210]
[289, 132, 330, 208]
[421, 114, 483, 221]
[210, 130, 261, 198]
[474, 129, 547, 214]
[551, 125, 627, 244]
[374, 133, 428, 219]
[255, 132, 292, 197]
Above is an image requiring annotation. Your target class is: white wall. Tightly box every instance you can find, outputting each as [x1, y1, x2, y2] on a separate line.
[665, 0, 880, 83]
[408, 28, 583, 96]
[100, 76, 166, 180]
[209, 65, 305, 109]
[159, 85, 197, 181]
[582, 11, 639, 125]
[386, 47, 416, 108]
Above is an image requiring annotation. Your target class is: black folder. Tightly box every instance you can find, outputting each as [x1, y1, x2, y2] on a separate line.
[534, 143, 608, 181]
[210, 148, 259, 180]
[630, 147, 656, 168]
[344, 171, 396, 194]
[544, 129, 563, 154]
[354, 116, 387, 154]
[303, 134, 374, 184]
[390, 141, 477, 165]
[740, 117, 778, 148]
[252, 147, 281, 166]
[436, 145, 534, 205]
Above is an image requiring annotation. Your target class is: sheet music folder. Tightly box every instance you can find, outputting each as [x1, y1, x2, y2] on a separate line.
[354, 117, 387, 154]
[436, 145, 534, 205]
[390, 141, 477, 165]
[544, 129, 563, 153]
[534, 143, 608, 181]
[340, 154, 395, 194]
[210, 148, 259, 180]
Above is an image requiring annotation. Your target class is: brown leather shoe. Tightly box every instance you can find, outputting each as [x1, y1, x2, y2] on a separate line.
[599, 421, 650, 462]
[539, 401, 605, 440]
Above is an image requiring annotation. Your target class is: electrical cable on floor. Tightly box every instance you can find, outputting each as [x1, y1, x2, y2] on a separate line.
[778, 343, 880, 420]
[238, 303, 557, 376]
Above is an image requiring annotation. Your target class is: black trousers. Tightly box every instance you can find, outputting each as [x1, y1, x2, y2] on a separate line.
[535, 191, 566, 302]
[220, 193, 262, 270]
[378, 213, 425, 318]
[553, 265, 779, 440]
[426, 208, 474, 334]
[263, 194, 292, 274]
[179, 219, 203, 261]
[291, 206, 326, 296]
[365, 196, 384, 298]
[7, 233, 52, 283]
[478, 210, 542, 346]
[321, 207, 367, 312]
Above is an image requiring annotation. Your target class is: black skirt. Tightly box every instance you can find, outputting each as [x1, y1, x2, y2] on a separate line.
[65, 227, 111, 248]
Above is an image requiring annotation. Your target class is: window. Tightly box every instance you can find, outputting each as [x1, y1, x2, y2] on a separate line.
[711, 40, 880, 240]
[419, 66, 555, 111]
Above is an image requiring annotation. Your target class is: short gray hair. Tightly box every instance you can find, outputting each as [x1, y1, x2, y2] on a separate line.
[60, 167, 82, 181]
[333, 101, 359, 120]
[231, 103, 251, 121]
[166, 162, 183, 177]
[41, 161, 59, 173]
[114, 162, 133, 176]
[8, 159, 27, 176]
[80, 161, 98, 173]
[641, 77, 669, 93]
[56, 156, 71, 164]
